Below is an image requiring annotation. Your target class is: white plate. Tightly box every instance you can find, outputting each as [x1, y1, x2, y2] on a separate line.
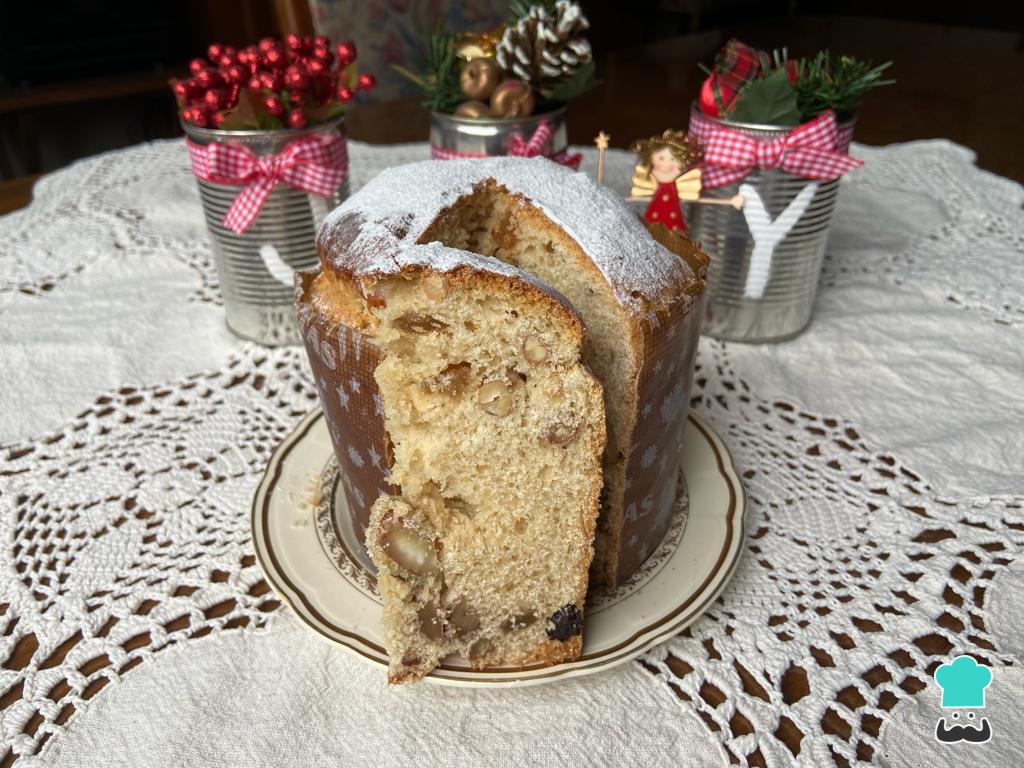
[251, 408, 746, 687]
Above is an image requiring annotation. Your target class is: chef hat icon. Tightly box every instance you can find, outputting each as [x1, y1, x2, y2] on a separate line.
[934, 656, 992, 708]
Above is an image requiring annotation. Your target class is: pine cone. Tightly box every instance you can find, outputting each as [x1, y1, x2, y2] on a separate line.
[495, 1, 592, 96]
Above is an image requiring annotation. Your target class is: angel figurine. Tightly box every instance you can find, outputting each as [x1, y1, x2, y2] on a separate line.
[628, 130, 743, 233]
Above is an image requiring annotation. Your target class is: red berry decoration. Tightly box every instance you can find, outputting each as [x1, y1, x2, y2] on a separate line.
[176, 35, 371, 130]
[335, 41, 357, 65]
[224, 64, 247, 85]
[182, 106, 208, 127]
[264, 47, 286, 69]
[291, 37, 312, 59]
[283, 65, 308, 90]
[258, 70, 282, 90]
[187, 80, 206, 105]
[240, 46, 259, 67]
[264, 96, 285, 117]
[195, 68, 221, 89]
[203, 89, 226, 111]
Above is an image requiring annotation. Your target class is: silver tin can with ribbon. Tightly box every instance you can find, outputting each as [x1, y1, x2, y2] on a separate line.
[688, 106, 854, 343]
[183, 117, 348, 346]
[430, 106, 569, 160]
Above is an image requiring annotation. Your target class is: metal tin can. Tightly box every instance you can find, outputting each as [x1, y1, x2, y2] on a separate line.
[183, 117, 348, 346]
[430, 106, 569, 159]
[688, 106, 854, 342]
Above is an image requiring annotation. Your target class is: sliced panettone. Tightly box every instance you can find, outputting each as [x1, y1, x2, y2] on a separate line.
[300, 158, 707, 590]
[351, 260, 605, 683]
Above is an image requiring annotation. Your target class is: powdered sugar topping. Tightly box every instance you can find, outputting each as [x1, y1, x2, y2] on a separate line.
[319, 157, 696, 311]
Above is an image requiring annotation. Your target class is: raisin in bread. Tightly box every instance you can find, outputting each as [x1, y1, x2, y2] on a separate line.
[297, 157, 707, 593]
[329, 258, 605, 682]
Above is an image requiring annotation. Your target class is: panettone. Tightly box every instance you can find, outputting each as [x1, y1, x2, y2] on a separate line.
[296, 157, 707, 594]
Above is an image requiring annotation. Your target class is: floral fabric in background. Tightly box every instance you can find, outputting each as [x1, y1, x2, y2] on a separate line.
[309, 0, 506, 101]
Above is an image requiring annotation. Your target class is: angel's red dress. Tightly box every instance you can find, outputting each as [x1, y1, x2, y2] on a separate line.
[642, 181, 688, 234]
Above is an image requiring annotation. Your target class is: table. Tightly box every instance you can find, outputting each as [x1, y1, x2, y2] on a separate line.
[0, 138, 1022, 767]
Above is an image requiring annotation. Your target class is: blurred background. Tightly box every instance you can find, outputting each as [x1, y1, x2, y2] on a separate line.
[1, 0, 1021, 215]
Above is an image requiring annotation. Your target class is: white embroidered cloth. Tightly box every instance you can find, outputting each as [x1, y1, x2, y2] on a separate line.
[1, 138, 1022, 767]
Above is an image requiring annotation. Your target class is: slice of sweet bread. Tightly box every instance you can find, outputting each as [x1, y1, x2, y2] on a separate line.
[357, 260, 605, 683]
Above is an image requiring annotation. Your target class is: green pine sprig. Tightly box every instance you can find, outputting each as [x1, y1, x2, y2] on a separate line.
[393, 32, 463, 114]
[792, 51, 893, 121]
[702, 44, 893, 124]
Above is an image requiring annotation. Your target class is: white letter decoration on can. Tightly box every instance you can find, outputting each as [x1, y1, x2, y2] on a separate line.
[738, 182, 819, 299]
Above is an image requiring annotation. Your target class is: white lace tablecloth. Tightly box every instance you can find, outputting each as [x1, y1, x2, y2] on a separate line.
[1, 138, 1022, 767]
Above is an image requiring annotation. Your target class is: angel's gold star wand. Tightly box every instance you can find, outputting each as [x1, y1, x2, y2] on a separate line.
[594, 131, 610, 185]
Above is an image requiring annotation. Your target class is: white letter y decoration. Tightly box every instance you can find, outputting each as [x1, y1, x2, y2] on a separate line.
[738, 181, 819, 299]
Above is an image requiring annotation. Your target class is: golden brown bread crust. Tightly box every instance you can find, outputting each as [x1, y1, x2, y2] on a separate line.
[382, 639, 581, 683]
[495, 635, 584, 669]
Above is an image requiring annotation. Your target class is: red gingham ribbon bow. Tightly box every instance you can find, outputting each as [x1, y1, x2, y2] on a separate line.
[187, 133, 347, 233]
[508, 121, 554, 158]
[430, 120, 581, 170]
[508, 121, 582, 169]
[690, 109, 861, 188]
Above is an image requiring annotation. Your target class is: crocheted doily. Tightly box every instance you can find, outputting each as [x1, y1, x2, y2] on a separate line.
[1, 138, 1021, 766]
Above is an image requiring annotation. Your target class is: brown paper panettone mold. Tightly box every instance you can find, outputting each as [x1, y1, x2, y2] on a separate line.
[295, 273, 393, 544]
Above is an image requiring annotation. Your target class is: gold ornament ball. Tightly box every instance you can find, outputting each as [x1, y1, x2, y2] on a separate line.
[459, 58, 501, 100]
[489, 79, 535, 119]
[455, 25, 505, 61]
[454, 100, 492, 119]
